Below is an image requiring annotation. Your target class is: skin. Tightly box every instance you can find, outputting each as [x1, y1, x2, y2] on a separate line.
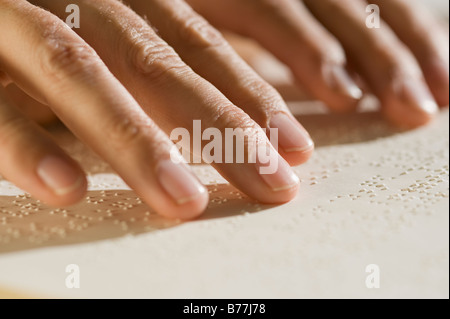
[0, 0, 448, 219]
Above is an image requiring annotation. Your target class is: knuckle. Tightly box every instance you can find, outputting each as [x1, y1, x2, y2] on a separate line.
[36, 14, 100, 76]
[41, 36, 101, 79]
[213, 104, 261, 137]
[47, 43, 99, 74]
[25, 6, 103, 81]
[128, 34, 188, 80]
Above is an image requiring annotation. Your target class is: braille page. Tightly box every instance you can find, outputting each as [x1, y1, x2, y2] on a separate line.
[0, 106, 448, 298]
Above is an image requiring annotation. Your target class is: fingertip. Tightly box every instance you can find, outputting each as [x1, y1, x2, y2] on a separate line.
[383, 96, 436, 129]
[155, 159, 209, 220]
[321, 65, 364, 112]
[382, 76, 440, 128]
[256, 180, 300, 205]
[269, 112, 314, 153]
[37, 174, 88, 208]
[161, 188, 209, 221]
[253, 149, 301, 204]
[424, 59, 450, 107]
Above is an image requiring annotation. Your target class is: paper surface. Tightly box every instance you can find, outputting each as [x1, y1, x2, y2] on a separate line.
[0, 106, 448, 298]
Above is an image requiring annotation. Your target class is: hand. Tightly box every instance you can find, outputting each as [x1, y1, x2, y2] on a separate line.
[186, 0, 449, 127]
[0, 0, 311, 219]
[0, 0, 447, 220]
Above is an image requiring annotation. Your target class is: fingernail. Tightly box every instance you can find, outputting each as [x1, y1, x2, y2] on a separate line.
[400, 79, 439, 114]
[37, 156, 83, 196]
[324, 65, 363, 100]
[269, 113, 314, 153]
[256, 144, 300, 192]
[157, 159, 207, 205]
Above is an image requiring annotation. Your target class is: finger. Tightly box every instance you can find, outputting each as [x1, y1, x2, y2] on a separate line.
[303, 0, 439, 128]
[372, 0, 449, 106]
[0, 0, 208, 219]
[222, 32, 312, 102]
[127, 0, 314, 166]
[0, 86, 87, 206]
[33, 0, 301, 203]
[186, 0, 363, 112]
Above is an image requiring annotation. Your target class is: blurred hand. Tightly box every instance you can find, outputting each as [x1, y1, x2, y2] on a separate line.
[186, 0, 449, 126]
